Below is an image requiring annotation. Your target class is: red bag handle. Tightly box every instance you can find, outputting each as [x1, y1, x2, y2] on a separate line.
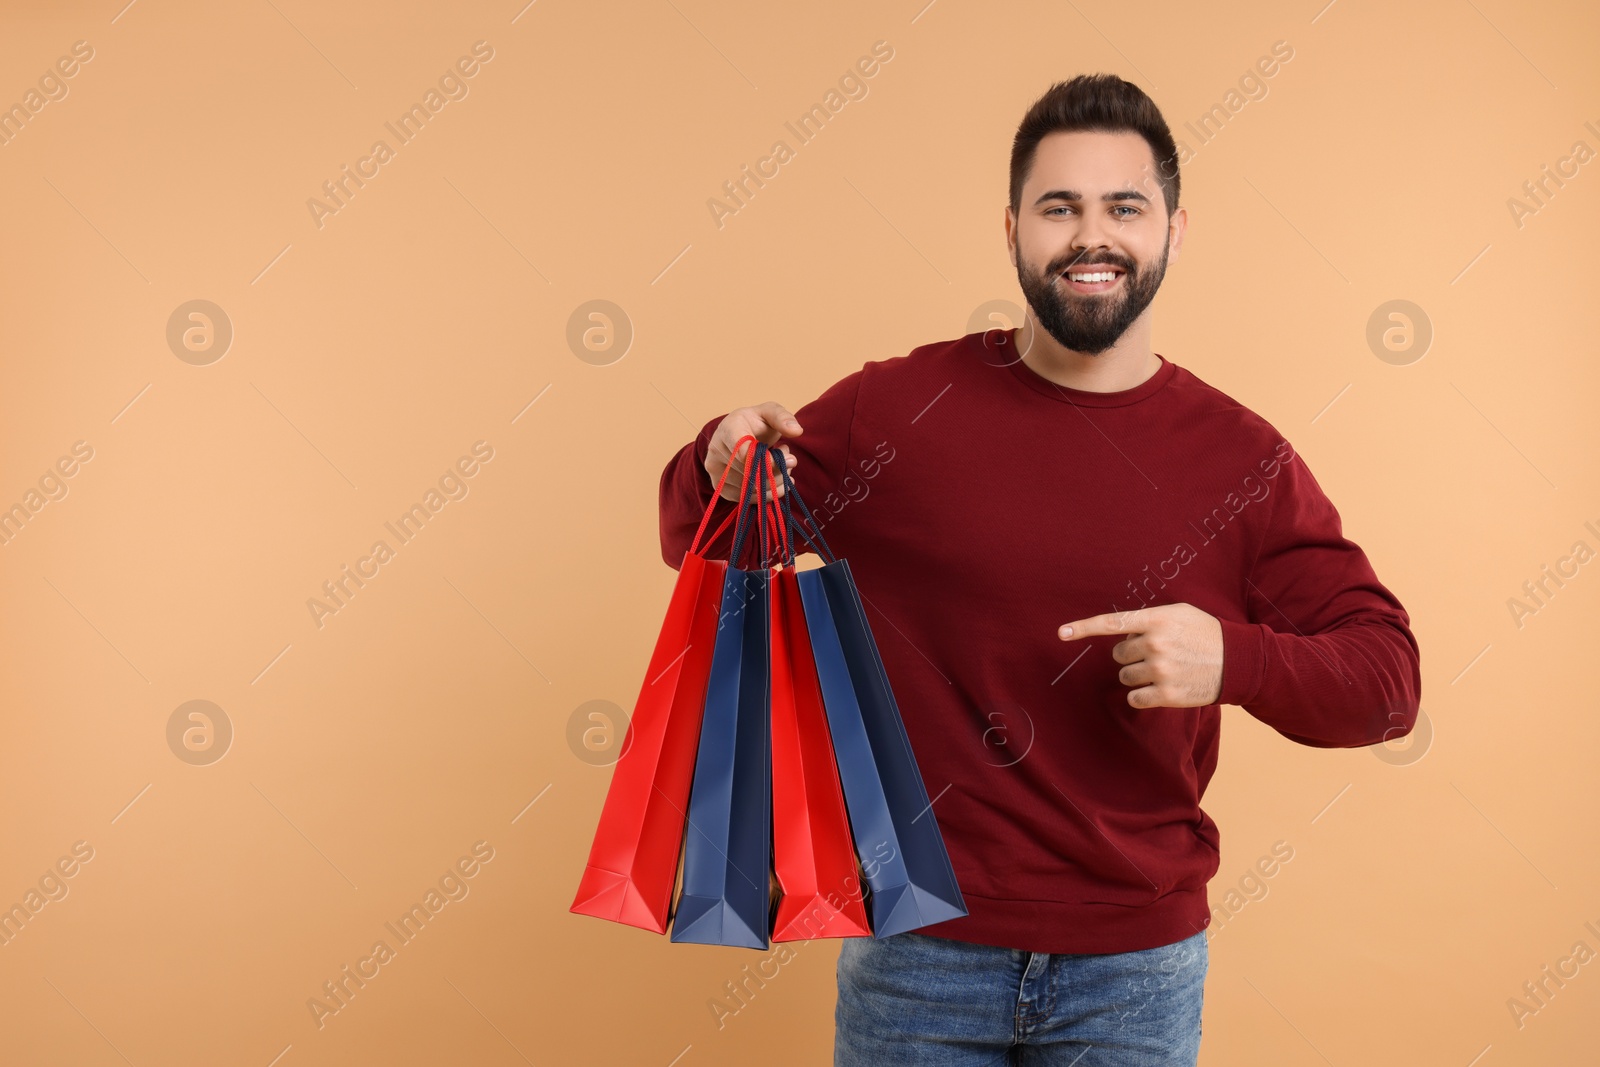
[688, 434, 757, 558]
[762, 455, 790, 567]
[756, 442, 792, 569]
[758, 447, 790, 572]
[728, 440, 791, 571]
[688, 434, 789, 565]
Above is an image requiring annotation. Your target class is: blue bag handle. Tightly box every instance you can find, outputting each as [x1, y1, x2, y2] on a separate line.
[774, 446, 837, 567]
[728, 440, 779, 571]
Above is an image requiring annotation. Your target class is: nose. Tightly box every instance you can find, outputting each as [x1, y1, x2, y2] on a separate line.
[1072, 214, 1113, 259]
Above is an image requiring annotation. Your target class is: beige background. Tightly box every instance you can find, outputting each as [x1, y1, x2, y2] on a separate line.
[1, 0, 1595, 1063]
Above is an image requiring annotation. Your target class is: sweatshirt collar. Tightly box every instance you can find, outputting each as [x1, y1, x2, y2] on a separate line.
[992, 328, 1177, 407]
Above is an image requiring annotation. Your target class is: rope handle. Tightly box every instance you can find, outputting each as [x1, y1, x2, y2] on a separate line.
[687, 433, 762, 558]
[744, 442, 798, 571]
[729, 440, 781, 570]
[759, 444, 791, 568]
[685, 433, 797, 569]
[773, 447, 836, 566]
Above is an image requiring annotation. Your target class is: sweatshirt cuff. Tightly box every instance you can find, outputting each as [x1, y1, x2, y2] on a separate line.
[1217, 618, 1266, 707]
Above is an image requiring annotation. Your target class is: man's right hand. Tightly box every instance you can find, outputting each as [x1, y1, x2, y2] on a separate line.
[706, 403, 803, 503]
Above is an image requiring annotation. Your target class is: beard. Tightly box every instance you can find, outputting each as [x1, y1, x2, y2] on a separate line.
[1015, 240, 1169, 355]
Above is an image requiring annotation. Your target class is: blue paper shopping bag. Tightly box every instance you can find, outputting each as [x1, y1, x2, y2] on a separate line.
[774, 454, 967, 938]
[670, 440, 785, 949]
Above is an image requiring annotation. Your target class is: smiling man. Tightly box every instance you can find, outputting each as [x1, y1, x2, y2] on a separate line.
[658, 74, 1422, 1066]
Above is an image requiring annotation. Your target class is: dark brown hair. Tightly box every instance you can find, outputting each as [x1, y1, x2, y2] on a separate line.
[1009, 74, 1180, 219]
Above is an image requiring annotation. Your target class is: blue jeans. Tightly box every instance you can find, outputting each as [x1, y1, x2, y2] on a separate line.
[835, 928, 1207, 1066]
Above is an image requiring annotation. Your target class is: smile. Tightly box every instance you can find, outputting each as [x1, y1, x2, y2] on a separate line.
[1060, 269, 1123, 293]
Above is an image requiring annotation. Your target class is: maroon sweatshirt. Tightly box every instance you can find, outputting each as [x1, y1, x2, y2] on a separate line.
[657, 327, 1422, 954]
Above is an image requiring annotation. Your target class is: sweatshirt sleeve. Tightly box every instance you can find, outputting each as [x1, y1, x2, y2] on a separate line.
[1214, 441, 1422, 748]
[657, 367, 865, 570]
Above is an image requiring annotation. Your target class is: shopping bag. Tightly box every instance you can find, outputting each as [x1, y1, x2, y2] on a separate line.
[568, 441, 751, 934]
[670, 440, 785, 949]
[769, 488, 872, 942]
[775, 456, 968, 938]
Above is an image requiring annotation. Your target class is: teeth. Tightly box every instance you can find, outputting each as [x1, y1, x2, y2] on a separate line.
[1066, 271, 1119, 282]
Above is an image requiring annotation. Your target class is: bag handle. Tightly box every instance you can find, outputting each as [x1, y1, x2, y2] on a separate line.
[775, 448, 837, 567]
[687, 433, 762, 558]
[726, 441, 780, 572]
[684, 433, 803, 568]
[763, 446, 790, 567]
[736, 441, 793, 575]
[761, 447, 795, 568]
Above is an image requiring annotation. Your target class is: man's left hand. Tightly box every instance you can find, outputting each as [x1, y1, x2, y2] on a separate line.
[1058, 604, 1224, 709]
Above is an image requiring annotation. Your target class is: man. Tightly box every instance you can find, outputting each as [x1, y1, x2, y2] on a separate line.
[657, 73, 1421, 1066]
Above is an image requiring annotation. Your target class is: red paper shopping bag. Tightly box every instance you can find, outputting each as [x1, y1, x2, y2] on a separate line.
[770, 553, 872, 941]
[753, 457, 871, 942]
[569, 447, 753, 934]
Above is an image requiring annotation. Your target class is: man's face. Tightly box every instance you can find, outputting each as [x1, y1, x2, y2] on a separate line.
[1007, 130, 1180, 355]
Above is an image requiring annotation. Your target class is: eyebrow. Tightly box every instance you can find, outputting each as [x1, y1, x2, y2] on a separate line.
[1032, 188, 1152, 207]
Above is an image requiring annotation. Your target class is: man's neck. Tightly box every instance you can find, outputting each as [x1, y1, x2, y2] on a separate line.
[1016, 315, 1160, 393]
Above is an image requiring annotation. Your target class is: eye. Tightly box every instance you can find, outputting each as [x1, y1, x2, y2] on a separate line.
[1046, 204, 1141, 218]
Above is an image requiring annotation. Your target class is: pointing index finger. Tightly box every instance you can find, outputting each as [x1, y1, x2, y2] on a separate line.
[1058, 609, 1147, 640]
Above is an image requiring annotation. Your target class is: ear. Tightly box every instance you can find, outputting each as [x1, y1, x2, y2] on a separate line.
[1167, 205, 1188, 263]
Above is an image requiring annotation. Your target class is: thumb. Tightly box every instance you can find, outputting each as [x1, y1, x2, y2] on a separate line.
[768, 409, 802, 435]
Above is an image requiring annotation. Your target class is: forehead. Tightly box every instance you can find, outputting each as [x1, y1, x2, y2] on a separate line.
[1023, 129, 1159, 199]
